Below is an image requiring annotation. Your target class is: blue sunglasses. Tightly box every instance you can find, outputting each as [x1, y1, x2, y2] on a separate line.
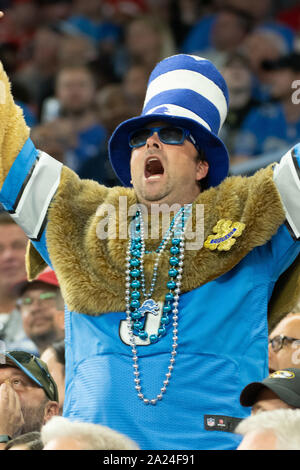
[129, 126, 198, 149]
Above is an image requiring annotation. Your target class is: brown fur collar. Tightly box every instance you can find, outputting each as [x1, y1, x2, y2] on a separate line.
[26, 163, 300, 327]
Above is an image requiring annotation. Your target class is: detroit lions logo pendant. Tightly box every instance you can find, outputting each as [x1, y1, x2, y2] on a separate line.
[138, 299, 160, 317]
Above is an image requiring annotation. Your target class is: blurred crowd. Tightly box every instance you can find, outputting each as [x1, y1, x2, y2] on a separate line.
[0, 0, 299, 180]
[0, 0, 300, 451]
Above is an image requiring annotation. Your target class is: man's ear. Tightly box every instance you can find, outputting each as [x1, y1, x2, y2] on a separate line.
[43, 401, 60, 424]
[196, 160, 209, 181]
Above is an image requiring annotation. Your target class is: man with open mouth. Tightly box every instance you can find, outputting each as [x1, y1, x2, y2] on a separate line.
[0, 48, 299, 450]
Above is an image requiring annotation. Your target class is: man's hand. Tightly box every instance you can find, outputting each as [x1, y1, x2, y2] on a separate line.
[0, 383, 25, 438]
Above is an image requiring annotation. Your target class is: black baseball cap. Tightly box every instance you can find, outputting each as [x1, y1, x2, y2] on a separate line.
[240, 368, 300, 408]
[1, 350, 58, 402]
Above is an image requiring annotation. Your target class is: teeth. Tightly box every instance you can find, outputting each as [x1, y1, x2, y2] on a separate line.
[147, 175, 162, 179]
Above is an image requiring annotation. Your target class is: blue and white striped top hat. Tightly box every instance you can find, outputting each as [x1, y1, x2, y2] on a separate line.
[109, 54, 229, 188]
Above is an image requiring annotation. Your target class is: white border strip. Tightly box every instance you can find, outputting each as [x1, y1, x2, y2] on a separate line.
[11, 151, 62, 239]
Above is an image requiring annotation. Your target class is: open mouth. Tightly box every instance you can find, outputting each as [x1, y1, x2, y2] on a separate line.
[144, 157, 164, 179]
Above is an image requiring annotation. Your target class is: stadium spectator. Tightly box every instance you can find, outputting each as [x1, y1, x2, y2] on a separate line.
[0, 0, 39, 63]
[0, 213, 36, 354]
[15, 268, 65, 356]
[63, 0, 121, 50]
[49, 64, 107, 174]
[240, 368, 300, 414]
[169, 0, 204, 48]
[96, 83, 132, 139]
[30, 121, 70, 164]
[122, 62, 149, 116]
[57, 34, 98, 69]
[13, 25, 63, 115]
[41, 340, 65, 414]
[0, 350, 59, 449]
[241, 27, 289, 103]
[220, 52, 259, 161]
[114, 14, 176, 78]
[268, 313, 300, 373]
[233, 53, 300, 158]
[78, 83, 128, 185]
[41, 416, 139, 450]
[38, 0, 73, 24]
[4, 431, 43, 450]
[236, 408, 300, 450]
[186, 6, 254, 69]
[182, 0, 294, 58]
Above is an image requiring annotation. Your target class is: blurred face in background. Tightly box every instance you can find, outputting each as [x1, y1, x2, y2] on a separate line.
[0, 223, 27, 292]
[58, 36, 97, 67]
[19, 283, 64, 347]
[56, 67, 96, 114]
[32, 28, 61, 69]
[96, 85, 131, 134]
[123, 64, 148, 114]
[222, 58, 252, 93]
[126, 18, 162, 63]
[242, 31, 284, 75]
[212, 11, 250, 51]
[268, 68, 298, 100]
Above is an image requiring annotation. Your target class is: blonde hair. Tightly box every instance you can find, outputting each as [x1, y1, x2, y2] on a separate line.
[41, 416, 139, 450]
[236, 409, 300, 450]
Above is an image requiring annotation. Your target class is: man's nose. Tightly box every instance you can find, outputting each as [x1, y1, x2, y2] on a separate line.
[146, 132, 161, 148]
[1, 247, 16, 260]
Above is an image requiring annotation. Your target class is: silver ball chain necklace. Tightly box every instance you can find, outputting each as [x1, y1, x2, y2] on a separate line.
[125, 204, 192, 405]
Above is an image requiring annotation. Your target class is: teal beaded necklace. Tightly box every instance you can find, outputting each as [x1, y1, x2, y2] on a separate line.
[125, 204, 192, 405]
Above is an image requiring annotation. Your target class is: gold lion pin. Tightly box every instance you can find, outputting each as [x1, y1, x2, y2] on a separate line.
[204, 219, 245, 251]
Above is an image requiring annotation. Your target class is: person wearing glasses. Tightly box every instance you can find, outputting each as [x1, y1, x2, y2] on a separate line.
[14, 267, 65, 356]
[0, 350, 59, 449]
[0, 40, 299, 450]
[268, 313, 300, 373]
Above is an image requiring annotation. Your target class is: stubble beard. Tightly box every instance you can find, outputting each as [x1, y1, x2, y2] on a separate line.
[17, 397, 48, 436]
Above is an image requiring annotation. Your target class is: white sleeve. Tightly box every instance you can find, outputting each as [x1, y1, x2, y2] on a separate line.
[273, 144, 300, 240]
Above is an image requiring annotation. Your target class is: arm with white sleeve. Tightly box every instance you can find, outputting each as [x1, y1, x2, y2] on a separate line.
[273, 145, 300, 241]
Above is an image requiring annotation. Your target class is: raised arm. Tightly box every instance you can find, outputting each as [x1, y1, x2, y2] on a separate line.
[0, 47, 109, 282]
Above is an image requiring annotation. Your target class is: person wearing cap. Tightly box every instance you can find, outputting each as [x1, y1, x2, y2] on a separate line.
[0, 32, 299, 450]
[240, 368, 300, 415]
[15, 267, 65, 356]
[0, 350, 59, 449]
[234, 52, 300, 159]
